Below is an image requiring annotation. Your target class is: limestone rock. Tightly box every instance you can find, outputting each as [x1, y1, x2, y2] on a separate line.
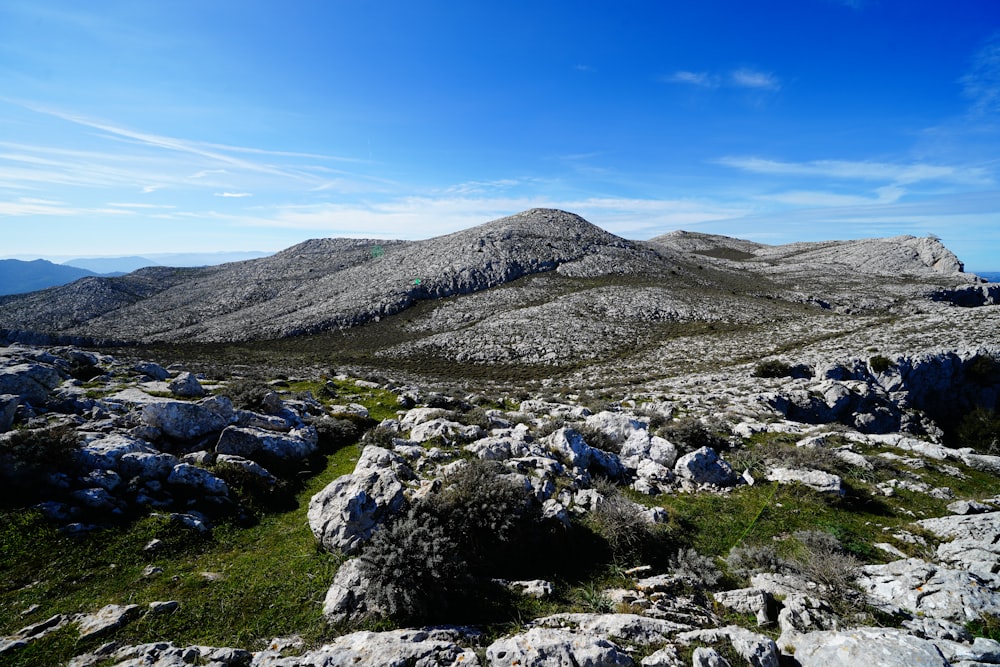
[140, 395, 235, 440]
[546, 427, 625, 479]
[857, 558, 1000, 622]
[76, 603, 142, 640]
[948, 500, 994, 515]
[673, 447, 738, 486]
[485, 627, 632, 667]
[692, 647, 730, 667]
[790, 627, 949, 667]
[308, 468, 405, 555]
[584, 411, 647, 444]
[0, 361, 65, 404]
[322, 558, 372, 623]
[78, 434, 156, 470]
[535, 613, 690, 646]
[917, 512, 1000, 581]
[640, 645, 684, 667]
[409, 418, 482, 444]
[286, 629, 479, 667]
[166, 463, 229, 496]
[133, 361, 170, 380]
[713, 588, 773, 626]
[678, 626, 779, 667]
[765, 467, 844, 495]
[0, 393, 17, 432]
[168, 371, 205, 398]
[216, 425, 317, 461]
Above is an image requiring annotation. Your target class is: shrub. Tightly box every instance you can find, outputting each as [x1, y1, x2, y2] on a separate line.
[955, 407, 1000, 455]
[0, 425, 81, 507]
[361, 425, 398, 449]
[661, 417, 729, 455]
[590, 490, 660, 565]
[422, 460, 535, 573]
[869, 355, 893, 374]
[725, 544, 785, 580]
[359, 509, 469, 623]
[311, 416, 362, 451]
[669, 547, 722, 589]
[358, 459, 539, 623]
[212, 460, 294, 516]
[223, 378, 273, 411]
[576, 424, 621, 454]
[967, 355, 1000, 385]
[754, 359, 794, 378]
[790, 530, 860, 591]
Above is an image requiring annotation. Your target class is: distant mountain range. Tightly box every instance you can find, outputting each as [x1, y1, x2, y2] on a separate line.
[0, 259, 101, 296]
[0, 251, 272, 296]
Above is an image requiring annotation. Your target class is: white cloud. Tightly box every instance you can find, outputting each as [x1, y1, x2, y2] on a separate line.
[730, 69, 781, 91]
[717, 156, 993, 186]
[664, 71, 717, 88]
[191, 169, 228, 179]
[107, 202, 176, 209]
[663, 68, 780, 91]
[215, 192, 252, 198]
[0, 196, 128, 217]
[961, 32, 1000, 114]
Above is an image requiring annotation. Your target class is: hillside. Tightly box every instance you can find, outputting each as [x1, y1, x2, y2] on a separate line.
[0, 209, 989, 351]
[0, 258, 98, 296]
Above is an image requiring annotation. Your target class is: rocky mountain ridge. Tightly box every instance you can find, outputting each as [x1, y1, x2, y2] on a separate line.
[1, 209, 992, 350]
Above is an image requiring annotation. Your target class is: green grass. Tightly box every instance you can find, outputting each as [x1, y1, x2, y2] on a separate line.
[0, 444, 361, 666]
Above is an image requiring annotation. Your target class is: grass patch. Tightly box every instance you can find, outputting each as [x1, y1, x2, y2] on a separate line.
[0, 444, 362, 664]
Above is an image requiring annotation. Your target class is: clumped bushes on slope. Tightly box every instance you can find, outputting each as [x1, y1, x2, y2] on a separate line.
[358, 460, 542, 623]
[753, 359, 794, 378]
[0, 425, 81, 507]
[966, 355, 999, 385]
[576, 423, 622, 454]
[589, 479, 674, 567]
[725, 529, 859, 593]
[359, 509, 469, 623]
[660, 416, 730, 455]
[310, 415, 363, 451]
[956, 407, 1000, 455]
[869, 355, 894, 374]
[223, 378, 273, 411]
[668, 547, 722, 589]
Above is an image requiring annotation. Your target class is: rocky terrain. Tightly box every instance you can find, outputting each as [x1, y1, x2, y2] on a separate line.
[2, 209, 1000, 666]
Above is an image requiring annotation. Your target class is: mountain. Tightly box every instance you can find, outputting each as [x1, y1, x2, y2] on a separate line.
[63, 256, 157, 274]
[0, 258, 98, 296]
[64, 251, 272, 275]
[1, 209, 996, 387]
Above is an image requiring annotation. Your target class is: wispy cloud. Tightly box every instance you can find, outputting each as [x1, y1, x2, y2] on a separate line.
[0, 196, 128, 217]
[717, 156, 993, 186]
[664, 71, 717, 88]
[664, 68, 780, 91]
[730, 68, 780, 91]
[191, 169, 228, 179]
[107, 202, 176, 209]
[961, 32, 1000, 115]
[228, 195, 751, 242]
[215, 191, 252, 198]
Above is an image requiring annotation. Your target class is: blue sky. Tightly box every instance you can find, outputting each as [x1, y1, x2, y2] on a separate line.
[1, 1, 999, 271]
